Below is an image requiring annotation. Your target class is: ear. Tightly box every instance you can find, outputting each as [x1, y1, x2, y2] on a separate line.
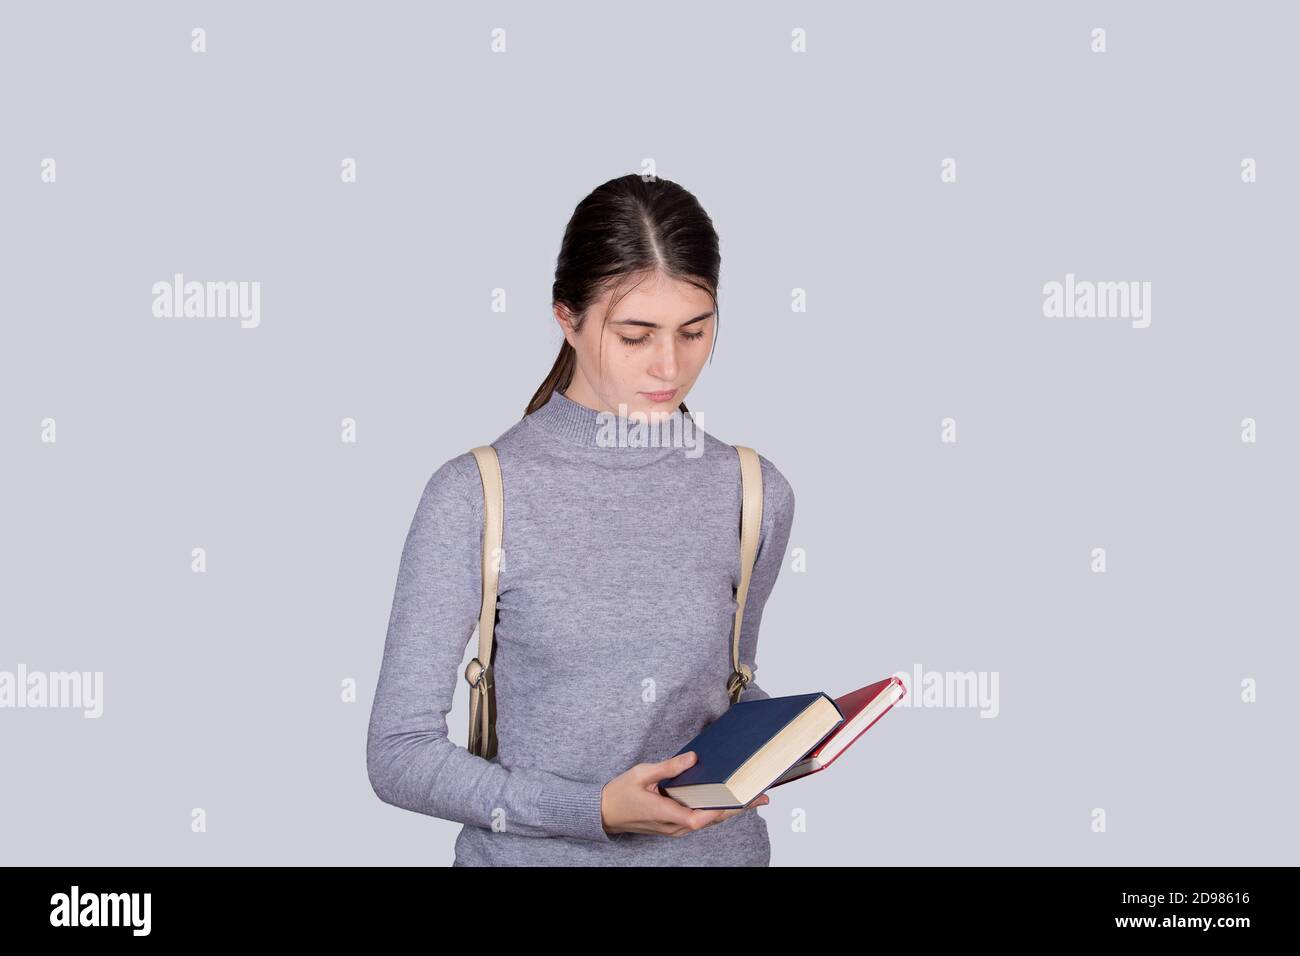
[554, 304, 579, 347]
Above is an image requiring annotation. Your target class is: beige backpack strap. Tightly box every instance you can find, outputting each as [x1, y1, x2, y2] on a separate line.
[727, 445, 763, 703]
[464, 446, 503, 759]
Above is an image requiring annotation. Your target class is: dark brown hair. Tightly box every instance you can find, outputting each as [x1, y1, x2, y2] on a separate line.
[525, 174, 721, 417]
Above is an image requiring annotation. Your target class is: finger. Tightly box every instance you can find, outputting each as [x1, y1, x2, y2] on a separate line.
[706, 796, 769, 825]
[636, 782, 709, 830]
[702, 807, 751, 827]
[715, 795, 768, 817]
[655, 804, 722, 832]
[687, 808, 731, 829]
[634, 751, 697, 785]
[668, 793, 767, 829]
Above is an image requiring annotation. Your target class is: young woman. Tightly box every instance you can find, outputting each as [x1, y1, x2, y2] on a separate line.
[366, 174, 796, 866]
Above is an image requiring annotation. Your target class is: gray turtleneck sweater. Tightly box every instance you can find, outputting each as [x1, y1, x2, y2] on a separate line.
[366, 389, 795, 866]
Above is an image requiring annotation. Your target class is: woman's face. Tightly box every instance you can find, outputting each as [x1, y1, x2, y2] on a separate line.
[555, 271, 716, 420]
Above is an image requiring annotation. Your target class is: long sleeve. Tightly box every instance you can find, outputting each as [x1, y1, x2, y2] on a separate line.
[736, 455, 796, 704]
[366, 455, 613, 843]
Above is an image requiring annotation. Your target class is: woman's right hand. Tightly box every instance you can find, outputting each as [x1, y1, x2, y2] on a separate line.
[599, 751, 770, 837]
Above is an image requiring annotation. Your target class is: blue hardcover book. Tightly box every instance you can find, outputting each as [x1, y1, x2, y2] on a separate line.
[657, 692, 845, 809]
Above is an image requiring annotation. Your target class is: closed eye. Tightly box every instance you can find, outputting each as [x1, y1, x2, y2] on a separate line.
[619, 328, 707, 348]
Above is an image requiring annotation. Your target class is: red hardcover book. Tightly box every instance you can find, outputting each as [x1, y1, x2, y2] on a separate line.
[765, 676, 906, 789]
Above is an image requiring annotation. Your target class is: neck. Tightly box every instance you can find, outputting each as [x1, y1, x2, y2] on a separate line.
[524, 388, 702, 461]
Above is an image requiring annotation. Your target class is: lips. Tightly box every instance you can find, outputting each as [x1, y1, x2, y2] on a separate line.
[641, 389, 677, 402]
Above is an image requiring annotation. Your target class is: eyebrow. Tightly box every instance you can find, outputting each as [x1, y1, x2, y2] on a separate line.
[611, 312, 714, 330]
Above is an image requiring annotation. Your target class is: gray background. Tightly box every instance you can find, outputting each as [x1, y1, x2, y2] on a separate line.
[2, 0, 1296, 865]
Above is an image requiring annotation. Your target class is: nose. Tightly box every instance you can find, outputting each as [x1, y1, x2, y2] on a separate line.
[648, 335, 680, 383]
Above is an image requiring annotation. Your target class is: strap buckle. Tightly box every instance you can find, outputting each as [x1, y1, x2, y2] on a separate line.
[726, 663, 753, 698]
[464, 658, 488, 689]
